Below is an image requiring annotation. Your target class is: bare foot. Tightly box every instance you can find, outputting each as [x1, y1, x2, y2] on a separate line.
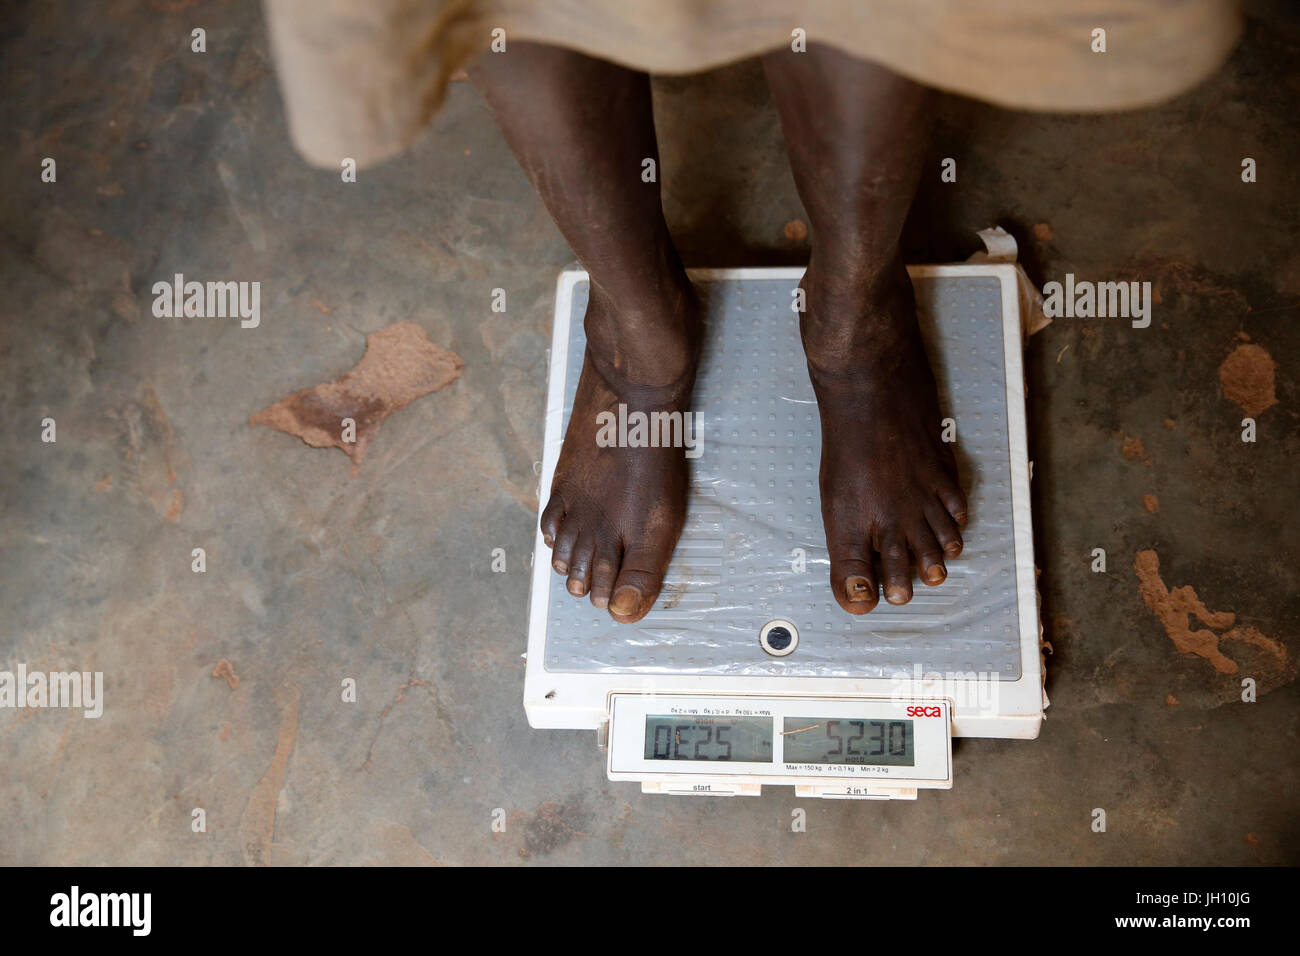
[802, 257, 967, 614]
[540, 280, 701, 623]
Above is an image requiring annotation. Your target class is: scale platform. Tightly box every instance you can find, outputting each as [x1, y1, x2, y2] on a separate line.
[524, 266, 1042, 799]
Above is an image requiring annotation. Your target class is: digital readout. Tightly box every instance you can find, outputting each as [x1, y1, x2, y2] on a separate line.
[781, 717, 915, 766]
[644, 715, 774, 762]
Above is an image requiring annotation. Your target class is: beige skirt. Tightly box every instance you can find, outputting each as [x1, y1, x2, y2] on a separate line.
[262, 0, 1241, 169]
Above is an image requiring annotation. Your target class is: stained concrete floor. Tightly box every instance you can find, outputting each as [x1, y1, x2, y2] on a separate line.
[2, 1, 1297, 865]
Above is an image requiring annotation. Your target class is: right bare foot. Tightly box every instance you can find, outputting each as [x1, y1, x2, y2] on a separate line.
[540, 280, 701, 623]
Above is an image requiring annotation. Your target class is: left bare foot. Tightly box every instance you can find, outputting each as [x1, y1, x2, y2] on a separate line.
[801, 256, 968, 614]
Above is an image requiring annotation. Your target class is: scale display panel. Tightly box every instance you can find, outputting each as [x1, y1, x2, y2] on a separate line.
[609, 694, 952, 794]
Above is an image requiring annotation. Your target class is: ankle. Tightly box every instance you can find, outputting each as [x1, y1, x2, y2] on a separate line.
[583, 276, 700, 394]
[801, 254, 916, 374]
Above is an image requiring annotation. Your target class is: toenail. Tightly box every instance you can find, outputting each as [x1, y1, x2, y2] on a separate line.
[567, 579, 586, 596]
[610, 586, 640, 615]
[886, 585, 909, 605]
[591, 593, 609, 609]
[926, 565, 946, 584]
[543, 533, 554, 547]
[945, 542, 962, 557]
[552, 560, 568, 574]
[845, 576, 874, 602]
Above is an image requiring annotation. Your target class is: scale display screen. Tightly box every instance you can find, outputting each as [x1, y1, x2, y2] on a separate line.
[782, 717, 915, 766]
[644, 715, 774, 762]
[611, 696, 952, 794]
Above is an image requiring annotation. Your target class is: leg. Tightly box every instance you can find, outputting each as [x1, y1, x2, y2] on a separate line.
[470, 43, 700, 622]
[762, 44, 966, 614]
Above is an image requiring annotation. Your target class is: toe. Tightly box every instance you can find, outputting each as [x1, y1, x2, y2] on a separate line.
[588, 547, 620, 609]
[551, 521, 580, 575]
[828, 541, 879, 614]
[566, 536, 596, 597]
[938, 481, 968, 528]
[879, 533, 913, 605]
[909, 521, 947, 586]
[925, 500, 963, 559]
[608, 541, 673, 624]
[540, 493, 565, 548]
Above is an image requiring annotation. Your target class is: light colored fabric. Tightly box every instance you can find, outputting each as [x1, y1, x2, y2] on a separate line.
[263, 0, 1242, 169]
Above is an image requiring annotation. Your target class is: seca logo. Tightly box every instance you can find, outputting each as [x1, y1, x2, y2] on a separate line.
[906, 705, 942, 717]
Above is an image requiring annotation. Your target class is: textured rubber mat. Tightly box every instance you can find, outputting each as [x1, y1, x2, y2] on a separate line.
[540, 273, 1024, 680]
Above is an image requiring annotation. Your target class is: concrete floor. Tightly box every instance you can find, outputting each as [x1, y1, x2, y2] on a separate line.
[1, 1, 1297, 865]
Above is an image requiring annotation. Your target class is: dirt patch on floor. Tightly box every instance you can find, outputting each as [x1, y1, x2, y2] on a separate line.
[519, 799, 591, 859]
[1135, 550, 1239, 673]
[1218, 343, 1278, 418]
[238, 682, 299, 866]
[211, 659, 239, 690]
[1121, 436, 1145, 460]
[110, 384, 186, 522]
[250, 321, 464, 466]
[1220, 624, 1287, 663]
[1134, 550, 1288, 679]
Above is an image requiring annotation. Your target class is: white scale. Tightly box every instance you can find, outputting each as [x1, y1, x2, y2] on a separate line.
[524, 266, 1043, 799]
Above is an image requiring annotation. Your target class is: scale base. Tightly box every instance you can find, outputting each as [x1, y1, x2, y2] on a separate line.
[525, 266, 1044, 799]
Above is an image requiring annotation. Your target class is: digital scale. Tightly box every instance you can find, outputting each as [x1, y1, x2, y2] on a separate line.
[524, 266, 1043, 799]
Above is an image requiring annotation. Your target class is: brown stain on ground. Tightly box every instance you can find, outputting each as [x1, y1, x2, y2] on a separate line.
[1220, 624, 1287, 663]
[1121, 436, 1145, 460]
[518, 800, 591, 859]
[1218, 343, 1278, 418]
[238, 682, 300, 866]
[1142, 493, 1159, 514]
[112, 384, 185, 522]
[211, 659, 239, 689]
[361, 670, 431, 771]
[1134, 550, 1238, 673]
[1134, 550, 1288, 676]
[249, 321, 464, 466]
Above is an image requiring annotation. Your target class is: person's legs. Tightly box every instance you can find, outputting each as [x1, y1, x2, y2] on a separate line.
[762, 44, 967, 614]
[470, 43, 699, 622]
